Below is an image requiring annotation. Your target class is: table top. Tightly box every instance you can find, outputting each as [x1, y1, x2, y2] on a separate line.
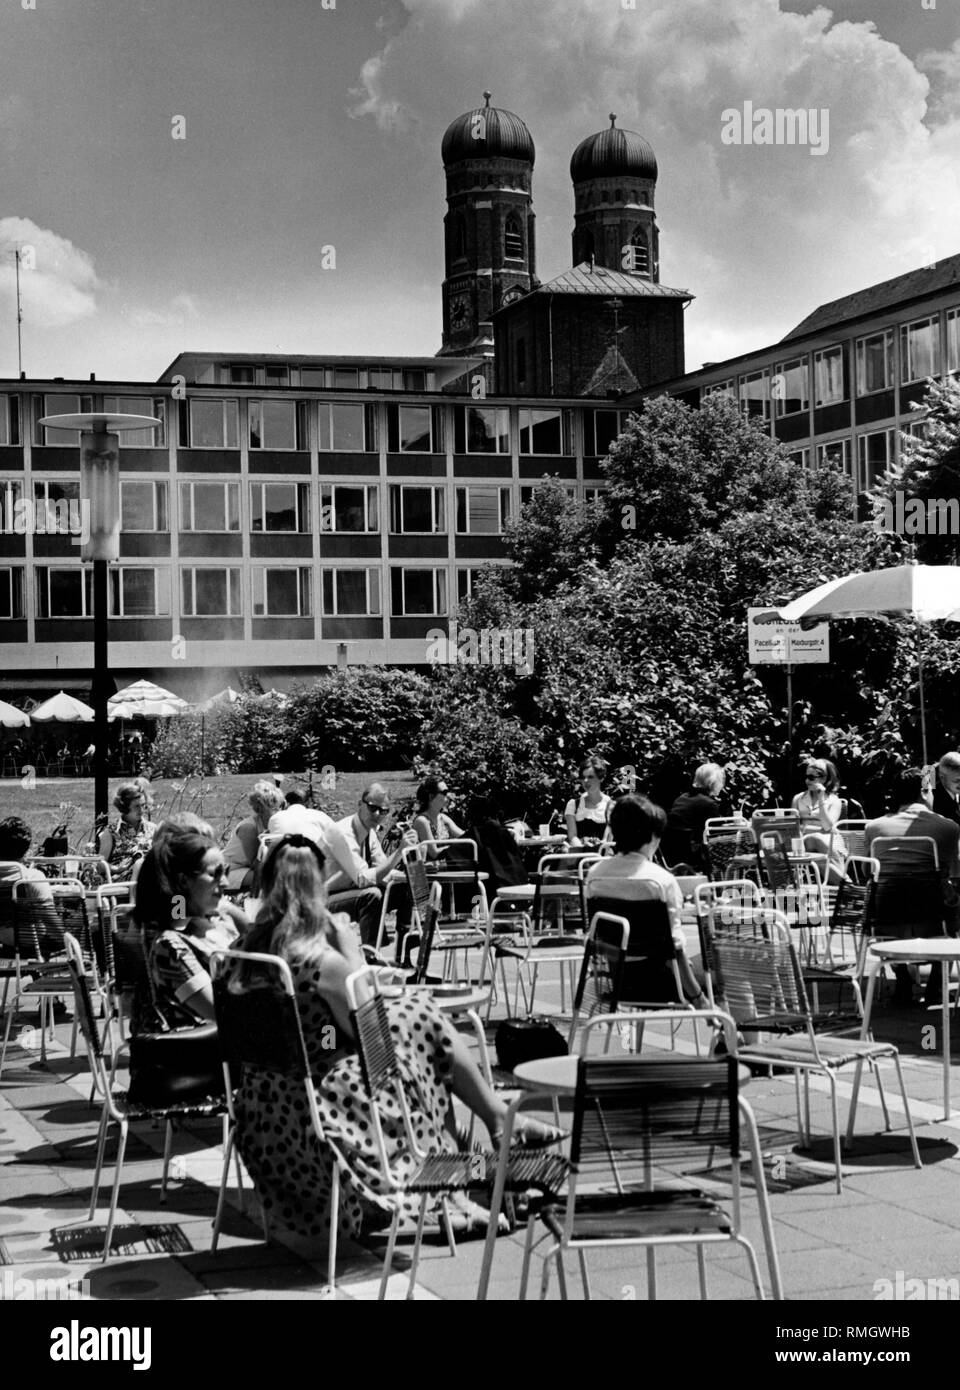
[514, 1053, 751, 1095]
[868, 937, 960, 961]
[381, 983, 489, 1012]
[425, 868, 489, 881]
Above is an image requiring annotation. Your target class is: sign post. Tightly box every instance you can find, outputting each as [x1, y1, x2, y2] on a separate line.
[747, 607, 830, 796]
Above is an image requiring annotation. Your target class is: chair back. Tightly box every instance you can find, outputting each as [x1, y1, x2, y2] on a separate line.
[64, 932, 114, 1108]
[834, 819, 868, 860]
[409, 882, 442, 984]
[403, 847, 434, 927]
[585, 891, 676, 961]
[27, 855, 112, 883]
[703, 817, 753, 881]
[870, 835, 940, 874]
[211, 949, 311, 1083]
[571, 912, 629, 1021]
[708, 912, 811, 1034]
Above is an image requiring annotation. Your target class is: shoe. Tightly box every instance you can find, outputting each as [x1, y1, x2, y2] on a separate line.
[444, 1194, 509, 1239]
[51, 999, 70, 1022]
[492, 1119, 567, 1151]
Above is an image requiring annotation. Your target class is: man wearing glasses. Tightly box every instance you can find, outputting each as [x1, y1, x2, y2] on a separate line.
[323, 783, 418, 947]
[933, 752, 960, 829]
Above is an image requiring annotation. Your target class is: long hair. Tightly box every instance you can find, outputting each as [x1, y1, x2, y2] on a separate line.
[133, 823, 215, 934]
[243, 838, 337, 962]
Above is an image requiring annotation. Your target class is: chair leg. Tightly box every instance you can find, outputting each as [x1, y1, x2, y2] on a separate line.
[697, 1245, 708, 1299]
[891, 1053, 922, 1170]
[736, 1235, 767, 1300]
[0, 991, 18, 1077]
[518, 1218, 538, 1300]
[827, 1072, 843, 1194]
[439, 1195, 457, 1256]
[646, 1246, 658, 1299]
[159, 1119, 174, 1203]
[326, 1164, 340, 1297]
[38, 996, 48, 1065]
[102, 1118, 129, 1262]
[577, 1249, 592, 1299]
[871, 1059, 892, 1132]
[89, 1108, 110, 1218]
[804, 1072, 811, 1142]
[378, 1206, 401, 1300]
[212, 1125, 235, 1253]
[540, 1244, 555, 1300]
[406, 1194, 430, 1299]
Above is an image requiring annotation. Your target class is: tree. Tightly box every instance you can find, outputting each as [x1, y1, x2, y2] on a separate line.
[498, 476, 600, 603]
[875, 376, 960, 563]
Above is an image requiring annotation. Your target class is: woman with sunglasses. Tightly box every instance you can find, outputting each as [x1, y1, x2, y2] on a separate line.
[791, 758, 846, 882]
[230, 836, 563, 1241]
[132, 821, 247, 1030]
[412, 776, 465, 861]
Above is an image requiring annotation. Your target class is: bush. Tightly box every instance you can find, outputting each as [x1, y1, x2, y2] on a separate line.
[287, 668, 431, 770]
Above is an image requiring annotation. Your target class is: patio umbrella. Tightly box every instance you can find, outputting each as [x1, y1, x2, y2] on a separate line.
[778, 563, 960, 763]
[107, 680, 189, 721]
[195, 687, 241, 713]
[0, 699, 30, 728]
[30, 691, 94, 722]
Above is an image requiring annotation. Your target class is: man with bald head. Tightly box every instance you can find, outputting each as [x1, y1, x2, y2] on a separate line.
[933, 752, 960, 829]
[323, 783, 418, 946]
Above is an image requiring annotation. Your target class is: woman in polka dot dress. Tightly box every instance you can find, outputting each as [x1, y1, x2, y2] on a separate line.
[230, 836, 562, 1240]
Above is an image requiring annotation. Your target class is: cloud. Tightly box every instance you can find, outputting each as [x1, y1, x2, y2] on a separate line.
[122, 292, 201, 329]
[351, 0, 960, 369]
[0, 217, 101, 328]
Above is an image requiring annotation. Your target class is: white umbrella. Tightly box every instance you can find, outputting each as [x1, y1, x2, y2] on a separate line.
[107, 679, 189, 720]
[778, 563, 960, 763]
[0, 699, 29, 728]
[195, 687, 241, 713]
[30, 691, 94, 722]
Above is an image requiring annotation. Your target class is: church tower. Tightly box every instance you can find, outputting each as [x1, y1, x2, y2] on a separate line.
[570, 114, 659, 279]
[438, 93, 537, 357]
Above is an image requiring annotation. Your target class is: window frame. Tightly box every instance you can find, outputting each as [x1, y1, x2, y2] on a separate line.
[320, 483, 379, 535]
[251, 566, 313, 618]
[518, 408, 571, 456]
[317, 400, 376, 453]
[454, 485, 511, 535]
[455, 405, 511, 454]
[854, 329, 894, 397]
[36, 566, 93, 618]
[0, 565, 25, 619]
[773, 358, 809, 417]
[120, 480, 168, 534]
[38, 394, 93, 446]
[248, 398, 307, 451]
[103, 396, 166, 448]
[857, 428, 897, 493]
[390, 566, 448, 617]
[389, 485, 446, 535]
[947, 309, 959, 375]
[0, 396, 21, 447]
[109, 566, 171, 618]
[179, 481, 241, 533]
[900, 315, 941, 385]
[321, 567, 382, 617]
[816, 438, 853, 479]
[250, 481, 311, 534]
[813, 345, 847, 406]
[738, 370, 771, 422]
[186, 398, 240, 450]
[180, 567, 242, 618]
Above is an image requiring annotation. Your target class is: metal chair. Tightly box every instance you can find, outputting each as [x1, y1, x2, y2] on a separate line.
[210, 948, 345, 1291]
[488, 1011, 781, 1300]
[63, 933, 228, 1262]
[708, 912, 921, 1193]
[703, 817, 754, 882]
[346, 965, 567, 1299]
[566, 912, 629, 1051]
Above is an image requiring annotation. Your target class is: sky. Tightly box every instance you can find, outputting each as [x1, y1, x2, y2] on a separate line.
[0, 0, 957, 384]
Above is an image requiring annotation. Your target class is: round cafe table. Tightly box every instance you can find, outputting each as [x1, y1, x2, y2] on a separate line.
[857, 937, 960, 1122]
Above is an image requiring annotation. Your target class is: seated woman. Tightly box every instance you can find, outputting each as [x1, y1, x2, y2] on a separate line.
[98, 782, 158, 883]
[791, 758, 845, 884]
[132, 822, 247, 1031]
[662, 762, 730, 871]
[222, 781, 286, 892]
[564, 757, 614, 847]
[586, 794, 709, 1008]
[230, 837, 563, 1241]
[412, 776, 465, 861]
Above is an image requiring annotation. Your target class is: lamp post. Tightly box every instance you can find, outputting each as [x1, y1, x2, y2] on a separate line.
[37, 412, 161, 823]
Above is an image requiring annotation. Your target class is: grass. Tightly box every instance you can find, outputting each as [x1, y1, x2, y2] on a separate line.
[0, 768, 419, 853]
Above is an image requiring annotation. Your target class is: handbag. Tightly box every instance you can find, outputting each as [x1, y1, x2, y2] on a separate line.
[495, 1016, 568, 1073]
[127, 927, 225, 1107]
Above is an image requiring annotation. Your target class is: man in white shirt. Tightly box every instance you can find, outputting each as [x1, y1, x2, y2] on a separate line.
[323, 783, 418, 946]
[267, 796, 334, 846]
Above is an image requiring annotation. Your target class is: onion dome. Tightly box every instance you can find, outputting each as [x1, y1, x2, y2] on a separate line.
[570, 113, 657, 182]
[441, 91, 535, 166]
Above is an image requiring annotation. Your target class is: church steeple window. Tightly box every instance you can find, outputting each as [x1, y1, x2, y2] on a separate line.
[504, 214, 524, 260]
[627, 229, 649, 276]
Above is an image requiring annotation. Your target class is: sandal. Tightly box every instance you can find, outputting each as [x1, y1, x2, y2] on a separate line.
[491, 1118, 567, 1151]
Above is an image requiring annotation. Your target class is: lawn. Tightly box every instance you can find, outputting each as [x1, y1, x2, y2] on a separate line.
[0, 769, 418, 853]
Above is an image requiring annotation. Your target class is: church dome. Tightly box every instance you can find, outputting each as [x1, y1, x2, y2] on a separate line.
[570, 115, 657, 182]
[442, 92, 535, 166]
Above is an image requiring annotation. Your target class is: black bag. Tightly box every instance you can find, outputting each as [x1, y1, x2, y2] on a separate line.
[495, 1016, 568, 1073]
[127, 1022, 225, 1107]
[42, 827, 69, 859]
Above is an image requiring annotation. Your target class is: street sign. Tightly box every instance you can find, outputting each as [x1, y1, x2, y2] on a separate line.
[747, 607, 830, 664]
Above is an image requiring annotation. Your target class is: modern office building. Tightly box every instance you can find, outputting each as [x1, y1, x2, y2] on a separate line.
[1, 97, 957, 699]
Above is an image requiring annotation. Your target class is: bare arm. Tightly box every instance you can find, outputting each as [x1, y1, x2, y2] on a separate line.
[303, 921, 365, 1038]
[413, 814, 442, 860]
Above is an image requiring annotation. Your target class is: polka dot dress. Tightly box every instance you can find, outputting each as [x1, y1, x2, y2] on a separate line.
[234, 959, 456, 1239]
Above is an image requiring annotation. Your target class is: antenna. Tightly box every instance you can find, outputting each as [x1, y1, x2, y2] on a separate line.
[14, 247, 23, 377]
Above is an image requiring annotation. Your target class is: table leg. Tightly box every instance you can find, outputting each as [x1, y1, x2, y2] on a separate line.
[942, 985, 951, 1121]
[845, 959, 879, 1146]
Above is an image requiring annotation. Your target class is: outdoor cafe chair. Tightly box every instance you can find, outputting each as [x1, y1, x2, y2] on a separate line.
[346, 965, 567, 1299]
[566, 912, 629, 1052]
[481, 1010, 781, 1301]
[703, 816, 754, 882]
[708, 912, 921, 1193]
[64, 932, 229, 1263]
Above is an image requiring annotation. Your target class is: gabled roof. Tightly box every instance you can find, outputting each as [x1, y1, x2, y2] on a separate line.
[531, 262, 692, 300]
[783, 252, 960, 341]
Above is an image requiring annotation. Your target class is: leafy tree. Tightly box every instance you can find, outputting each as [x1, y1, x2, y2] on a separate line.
[497, 476, 600, 603]
[875, 376, 960, 563]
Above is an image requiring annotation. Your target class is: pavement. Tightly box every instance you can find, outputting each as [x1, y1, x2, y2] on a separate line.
[2, 963, 960, 1305]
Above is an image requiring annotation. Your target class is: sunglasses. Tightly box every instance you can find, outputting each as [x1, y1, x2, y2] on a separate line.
[362, 800, 390, 815]
[805, 772, 825, 780]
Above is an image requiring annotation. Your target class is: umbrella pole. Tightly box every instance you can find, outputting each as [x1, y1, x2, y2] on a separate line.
[916, 621, 929, 766]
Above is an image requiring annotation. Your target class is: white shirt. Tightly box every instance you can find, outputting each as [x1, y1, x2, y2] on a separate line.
[267, 805, 334, 846]
[586, 852, 685, 949]
[323, 814, 387, 893]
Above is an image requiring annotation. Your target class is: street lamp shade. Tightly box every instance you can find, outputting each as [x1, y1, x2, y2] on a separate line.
[36, 413, 162, 434]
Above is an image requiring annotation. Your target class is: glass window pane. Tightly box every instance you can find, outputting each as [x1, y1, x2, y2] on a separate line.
[121, 569, 156, 616]
[400, 406, 432, 452]
[520, 409, 561, 454]
[465, 487, 500, 533]
[42, 395, 81, 445]
[265, 570, 299, 615]
[195, 570, 227, 615]
[337, 571, 367, 614]
[121, 482, 154, 531]
[192, 484, 225, 531]
[948, 311, 959, 374]
[0, 570, 11, 619]
[466, 407, 508, 453]
[105, 396, 164, 447]
[49, 570, 83, 617]
[815, 347, 845, 405]
[334, 486, 367, 532]
[301, 369, 325, 388]
[902, 319, 940, 382]
[333, 368, 359, 388]
[0, 399, 11, 447]
[774, 361, 808, 415]
[403, 570, 435, 614]
[259, 400, 296, 450]
[263, 483, 296, 531]
[330, 403, 364, 451]
[190, 400, 227, 447]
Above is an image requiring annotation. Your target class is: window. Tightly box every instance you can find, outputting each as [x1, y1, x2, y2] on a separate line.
[456, 566, 504, 604]
[786, 448, 810, 470]
[516, 338, 527, 386]
[857, 429, 896, 492]
[226, 364, 255, 384]
[299, 368, 326, 388]
[33, 479, 80, 528]
[0, 567, 24, 619]
[179, 481, 240, 532]
[180, 568, 241, 617]
[187, 399, 239, 449]
[248, 400, 306, 451]
[626, 230, 649, 276]
[0, 396, 21, 447]
[520, 485, 576, 506]
[120, 481, 168, 532]
[252, 567, 312, 617]
[36, 567, 92, 618]
[451, 216, 467, 262]
[403, 369, 428, 391]
[368, 369, 397, 390]
[901, 418, 930, 442]
[387, 404, 443, 453]
[948, 309, 959, 374]
[264, 365, 289, 387]
[109, 567, 170, 617]
[104, 396, 165, 447]
[389, 486, 445, 534]
[39, 394, 92, 445]
[817, 439, 852, 478]
[251, 482, 311, 533]
[738, 370, 770, 421]
[814, 346, 846, 406]
[703, 380, 735, 400]
[583, 486, 606, 505]
[583, 409, 627, 455]
[518, 408, 571, 455]
[321, 568, 381, 616]
[0, 482, 21, 531]
[855, 330, 894, 396]
[901, 316, 941, 384]
[333, 368, 359, 389]
[773, 359, 809, 416]
[317, 401, 377, 452]
[320, 484, 379, 533]
[390, 568, 447, 616]
[504, 214, 524, 259]
[455, 406, 510, 454]
[455, 486, 511, 534]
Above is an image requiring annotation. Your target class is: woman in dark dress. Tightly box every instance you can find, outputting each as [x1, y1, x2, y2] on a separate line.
[662, 762, 730, 870]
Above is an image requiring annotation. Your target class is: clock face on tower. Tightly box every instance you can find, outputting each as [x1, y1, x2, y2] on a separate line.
[450, 295, 471, 329]
[501, 286, 523, 307]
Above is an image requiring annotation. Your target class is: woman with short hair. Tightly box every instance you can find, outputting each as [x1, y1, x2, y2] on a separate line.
[222, 781, 286, 891]
[564, 757, 613, 846]
[98, 782, 158, 882]
[662, 762, 730, 870]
